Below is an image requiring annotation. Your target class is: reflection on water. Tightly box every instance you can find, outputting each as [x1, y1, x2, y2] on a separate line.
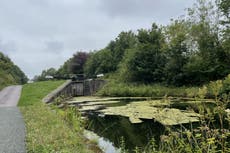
[84, 130, 120, 153]
[85, 114, 165, 152]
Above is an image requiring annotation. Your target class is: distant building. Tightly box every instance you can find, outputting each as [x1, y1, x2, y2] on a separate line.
[27, 80, 34, 84]
[96, 74, 104, 78]
[45, 75, 54, 79]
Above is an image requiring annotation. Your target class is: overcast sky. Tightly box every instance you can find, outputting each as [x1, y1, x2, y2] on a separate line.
[0, 0, 196, 78]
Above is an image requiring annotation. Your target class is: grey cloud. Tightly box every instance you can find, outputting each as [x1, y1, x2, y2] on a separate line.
[99, 0, 195, 19]
[45, 41, 64, 53]
[0, 40, 17, 54]
[99, 0, 155, 17]
[27, 0, 48, 6]
[0, 0, 196, 78]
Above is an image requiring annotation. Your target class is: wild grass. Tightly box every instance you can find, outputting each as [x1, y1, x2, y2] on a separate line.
[97, 80, 199, 98]
[98, 74, 230, 99]
[18, 80, 92, 153]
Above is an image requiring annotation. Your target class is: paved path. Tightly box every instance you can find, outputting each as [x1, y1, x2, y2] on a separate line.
[0, 85, 26, 153]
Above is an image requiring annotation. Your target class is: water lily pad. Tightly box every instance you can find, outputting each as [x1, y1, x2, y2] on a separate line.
[98, 100, 200, 126]
[69, 96, 201, 125]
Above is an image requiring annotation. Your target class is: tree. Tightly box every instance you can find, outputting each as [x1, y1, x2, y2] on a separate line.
[121, 24, 166, 83]
[182, 0, 228, 84]
[57, 51, 89, 78]
[35, 68, 57, 81]
[84, 49, 114, 77]
[84, 31, 137, 78]
[69, 52, 89, 74]
[164, 20, 189, 85]
[107, 31, 137, 71]
[0, 52, 28, 85]
[217, 0, 230, 23]
[216, 0, 230, 68]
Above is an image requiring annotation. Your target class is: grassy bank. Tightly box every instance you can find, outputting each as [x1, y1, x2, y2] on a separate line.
[18, 80, 92, 153]
[97, 80, 199, 98]
[98, 74, 230, 98]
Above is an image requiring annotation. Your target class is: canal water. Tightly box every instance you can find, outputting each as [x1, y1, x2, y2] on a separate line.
[78, 97, 215, 152]
[85, 114, 165, 152]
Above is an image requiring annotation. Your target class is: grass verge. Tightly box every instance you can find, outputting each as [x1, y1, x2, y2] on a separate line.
[18, 80, 92, 153]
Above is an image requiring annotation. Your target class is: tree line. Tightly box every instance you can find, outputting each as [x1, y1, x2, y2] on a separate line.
[36, 0, 230, 86]
[0, 52, 28, 89]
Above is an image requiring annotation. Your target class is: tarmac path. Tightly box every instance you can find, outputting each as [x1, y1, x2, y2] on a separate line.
[0, 85, 26, 153]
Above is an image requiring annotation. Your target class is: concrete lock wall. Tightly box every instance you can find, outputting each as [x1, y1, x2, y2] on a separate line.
[72, 79, 106, 96]
[83, 79, 106, 96]
[43, 79, 106, 103]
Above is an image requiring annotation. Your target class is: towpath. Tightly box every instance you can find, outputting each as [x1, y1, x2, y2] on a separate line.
[0, 85, 25, 153]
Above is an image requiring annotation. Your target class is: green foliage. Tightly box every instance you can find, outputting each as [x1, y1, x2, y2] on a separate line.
[164, 20, 189, 85]
[0, 70, 15, 90]
[35, 52, 89, 81]
[0, 52, 28, 89]
[34, 52, 89, 81]
[217, 0, 230, 24]
[107, 31, 137, 70]
[84, 49, 114, 77]
[217, 0, 230, 74]
[59, 106, 84, 133]
[97, 79, 199, 98]
[181, 0, 229, 85]
[121, 24, 166, 83]
[206, 74, 230, 97]
[222, 74, 230, 94]
[84, 31, 137, 78]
